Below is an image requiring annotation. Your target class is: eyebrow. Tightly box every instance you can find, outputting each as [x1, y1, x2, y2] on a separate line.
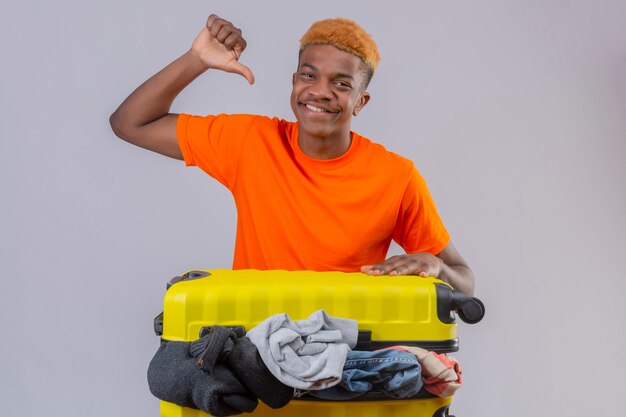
[300, 63, 355, 80]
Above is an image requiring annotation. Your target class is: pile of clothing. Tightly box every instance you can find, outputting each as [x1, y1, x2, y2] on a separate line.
[148, 310, 462, 416]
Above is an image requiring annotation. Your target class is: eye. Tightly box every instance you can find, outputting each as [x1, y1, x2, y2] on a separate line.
[334, 81, 352, 90]
[300, 72, 314, 79]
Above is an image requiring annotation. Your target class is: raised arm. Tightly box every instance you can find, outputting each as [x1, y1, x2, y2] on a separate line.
[109, 14, 254, 159]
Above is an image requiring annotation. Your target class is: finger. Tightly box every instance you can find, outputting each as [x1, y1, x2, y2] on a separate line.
[370, 257, 404, 275]
[205, 14, 219, 30]
[421, 266, 441, 278]
[389, 264, 414, 276]
[224, 32, 246, 53]
[395, 266, 428, 277]
[416, 265, 437, 278]
[367, 264, 382, 275]
[365, 255, 405, 275]
[361, 265, 384, 275]
[206, 14, 222, 35]
[364, 265, 383, 275]
[215, 25, 236, 43]
[208, 17, 228, 38]
[420, 259, 443, 278]
[225, 61, 255, 85]
[389, 259, 429, 276]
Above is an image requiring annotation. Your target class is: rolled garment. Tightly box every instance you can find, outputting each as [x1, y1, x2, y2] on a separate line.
[246, 310, 359, 390]
[147, 340, 257, 416]
[396, 346, 462, 398]
[309, 348, 423, 400]
[190, 327, 293, 409]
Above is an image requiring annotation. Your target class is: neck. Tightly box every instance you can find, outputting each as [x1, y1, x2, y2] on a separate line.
[298, 131, 352, 160]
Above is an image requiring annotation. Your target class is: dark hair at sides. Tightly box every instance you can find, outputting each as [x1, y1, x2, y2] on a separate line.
[297, 46, 374, 90]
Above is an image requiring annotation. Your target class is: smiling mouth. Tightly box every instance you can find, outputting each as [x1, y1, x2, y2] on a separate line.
[304, 103, 332, 113]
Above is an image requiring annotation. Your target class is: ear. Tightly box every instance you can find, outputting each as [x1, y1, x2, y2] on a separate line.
[353, 91, 371, 116]
[292, 73, 297, 86]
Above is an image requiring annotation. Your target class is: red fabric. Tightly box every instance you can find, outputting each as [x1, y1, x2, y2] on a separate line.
[391, 346, 462, 398]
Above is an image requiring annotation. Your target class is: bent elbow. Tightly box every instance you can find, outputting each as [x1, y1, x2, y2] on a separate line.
[109, 111, 141, 146]
[109, 111, 128, 140]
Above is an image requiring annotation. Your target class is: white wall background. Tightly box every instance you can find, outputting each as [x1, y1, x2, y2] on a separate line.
[2, 1, 625, 416]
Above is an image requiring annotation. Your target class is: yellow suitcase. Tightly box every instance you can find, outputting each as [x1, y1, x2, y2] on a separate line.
[153, 269, 484, 417]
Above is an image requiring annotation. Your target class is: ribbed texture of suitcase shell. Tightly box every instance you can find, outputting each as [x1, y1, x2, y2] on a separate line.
[162, 269, 457, 342]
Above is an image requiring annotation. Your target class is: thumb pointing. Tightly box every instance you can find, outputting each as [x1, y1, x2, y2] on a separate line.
[228, 61, 255, 85]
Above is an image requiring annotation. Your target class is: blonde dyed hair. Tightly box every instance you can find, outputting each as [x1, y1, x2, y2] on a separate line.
[300, 18, 380, 86]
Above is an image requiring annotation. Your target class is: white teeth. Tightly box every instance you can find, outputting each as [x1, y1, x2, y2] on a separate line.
[305, 104, 326, 112]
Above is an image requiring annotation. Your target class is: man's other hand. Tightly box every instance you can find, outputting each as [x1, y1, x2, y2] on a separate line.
[361, 253, 444, 277]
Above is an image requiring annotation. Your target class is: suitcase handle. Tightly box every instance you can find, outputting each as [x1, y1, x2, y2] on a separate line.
[166, 270, 211, 289]
[154, 271, 213, 336]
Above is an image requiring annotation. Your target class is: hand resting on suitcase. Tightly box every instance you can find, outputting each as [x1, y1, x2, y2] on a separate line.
[361, 240, 475, 296]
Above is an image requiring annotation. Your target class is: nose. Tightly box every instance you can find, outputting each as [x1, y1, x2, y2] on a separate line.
[308, 79, 333, 100]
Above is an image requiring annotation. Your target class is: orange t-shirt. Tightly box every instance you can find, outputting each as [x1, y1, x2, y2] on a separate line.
[177, 113, 449, 272]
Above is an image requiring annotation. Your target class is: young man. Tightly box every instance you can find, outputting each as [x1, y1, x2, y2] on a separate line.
[110, 15, 475, 296]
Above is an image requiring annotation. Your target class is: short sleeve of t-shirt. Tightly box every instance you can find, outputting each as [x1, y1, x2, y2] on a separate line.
[177, 113, 256, 190]
[392, 168, 450, 255]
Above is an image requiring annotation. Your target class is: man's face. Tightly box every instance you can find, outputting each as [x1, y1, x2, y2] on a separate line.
[290, 44, 370, 141]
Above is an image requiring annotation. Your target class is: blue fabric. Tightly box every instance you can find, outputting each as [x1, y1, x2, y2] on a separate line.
[309, 348, 423, 400]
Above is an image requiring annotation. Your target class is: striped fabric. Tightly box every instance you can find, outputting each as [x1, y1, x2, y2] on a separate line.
[391, 346, 462, 398]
